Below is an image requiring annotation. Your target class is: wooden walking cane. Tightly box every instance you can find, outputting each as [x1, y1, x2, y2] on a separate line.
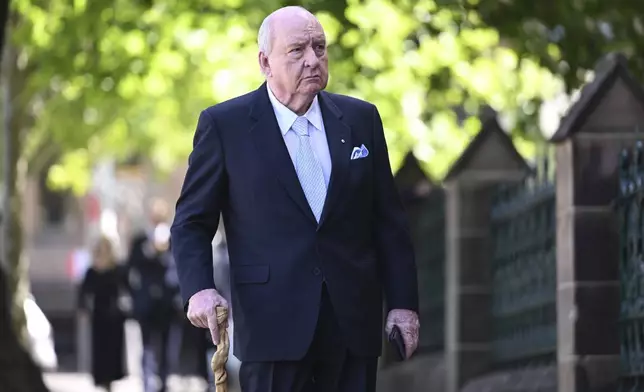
[211, 306, 229, 392]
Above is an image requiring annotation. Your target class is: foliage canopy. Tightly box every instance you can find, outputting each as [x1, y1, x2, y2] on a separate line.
[8, 0, 641, 188]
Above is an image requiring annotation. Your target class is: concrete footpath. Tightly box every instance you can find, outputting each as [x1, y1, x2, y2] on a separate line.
[44, 373, 139, 392]
[44, 320, 211, 392]
[44, 373, 208, 392]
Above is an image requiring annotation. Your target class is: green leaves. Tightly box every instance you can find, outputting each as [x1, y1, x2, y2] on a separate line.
[324, 0, 563, 177]
[11, 0, 603, 192]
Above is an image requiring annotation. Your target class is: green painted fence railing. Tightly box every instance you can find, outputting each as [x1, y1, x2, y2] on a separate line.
[490, 162, 557, 367]
[415, 188, 446, 352]
[618, 141, 644, 392]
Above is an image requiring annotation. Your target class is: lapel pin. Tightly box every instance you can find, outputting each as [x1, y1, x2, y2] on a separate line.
[341, 139, 345, 144]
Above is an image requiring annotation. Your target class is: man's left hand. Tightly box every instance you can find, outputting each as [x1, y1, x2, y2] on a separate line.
[386, 309, 420, 359]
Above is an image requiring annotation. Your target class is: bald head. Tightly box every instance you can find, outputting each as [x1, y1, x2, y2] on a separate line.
[258, 6, 319, 56]
[257, 6, 328, 114]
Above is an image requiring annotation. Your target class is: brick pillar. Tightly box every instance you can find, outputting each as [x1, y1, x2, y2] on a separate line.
[443, 116, 529, 392]
[550, 52, 644, 391]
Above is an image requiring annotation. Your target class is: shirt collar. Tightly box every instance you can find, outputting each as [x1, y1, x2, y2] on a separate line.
[266, 83, 324, 136]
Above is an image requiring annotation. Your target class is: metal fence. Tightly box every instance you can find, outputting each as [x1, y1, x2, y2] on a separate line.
[490, 162, 557, 367]
[618, 142, 644, 391]
[415, 188, 446, 352]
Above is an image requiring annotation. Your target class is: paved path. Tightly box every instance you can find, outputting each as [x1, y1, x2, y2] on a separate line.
[44, 373, 138, 392]
[44, 373, 208, 392]
[44, 320, 212, 392]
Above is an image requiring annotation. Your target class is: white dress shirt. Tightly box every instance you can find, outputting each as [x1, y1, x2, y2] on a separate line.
[266, 84, 332, 187]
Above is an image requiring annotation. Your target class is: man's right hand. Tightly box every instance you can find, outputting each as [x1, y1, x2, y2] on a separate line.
[187, 288, 228, 345]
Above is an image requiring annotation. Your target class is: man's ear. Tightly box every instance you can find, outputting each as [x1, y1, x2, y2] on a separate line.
[258, 52, 271, 77]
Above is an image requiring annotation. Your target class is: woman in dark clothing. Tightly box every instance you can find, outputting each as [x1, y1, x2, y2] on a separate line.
[78, 236, 129, 392]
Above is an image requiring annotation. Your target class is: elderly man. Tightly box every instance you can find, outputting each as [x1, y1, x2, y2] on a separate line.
[171, 6, 419, 392]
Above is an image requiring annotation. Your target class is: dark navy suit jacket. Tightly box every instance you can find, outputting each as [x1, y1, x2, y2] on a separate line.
[170, 83, 418, 362]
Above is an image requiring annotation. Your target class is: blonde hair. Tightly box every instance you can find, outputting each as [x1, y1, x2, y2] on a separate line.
[92, 235, 117, 271]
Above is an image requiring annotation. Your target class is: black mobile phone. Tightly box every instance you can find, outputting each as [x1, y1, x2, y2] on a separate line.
[388, 325, 406, 361]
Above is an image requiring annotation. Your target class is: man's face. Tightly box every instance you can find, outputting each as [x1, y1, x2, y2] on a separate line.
[263, 13, 328, 97]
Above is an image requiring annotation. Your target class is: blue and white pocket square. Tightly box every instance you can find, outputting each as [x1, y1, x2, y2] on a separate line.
[350, 144, 369, 160]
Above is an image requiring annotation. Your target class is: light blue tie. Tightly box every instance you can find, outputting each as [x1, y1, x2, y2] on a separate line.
[292, 116, 327, 222]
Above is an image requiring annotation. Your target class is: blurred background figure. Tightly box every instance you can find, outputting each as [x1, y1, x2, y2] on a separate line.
[205, 219, 240, 392]
[126, 199, 183, 392]
[77, 236, 130, 392]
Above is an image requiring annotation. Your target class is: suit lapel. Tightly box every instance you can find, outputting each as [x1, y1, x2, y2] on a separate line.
[318, 92, 352, 228]
[249, 83, 317, 223]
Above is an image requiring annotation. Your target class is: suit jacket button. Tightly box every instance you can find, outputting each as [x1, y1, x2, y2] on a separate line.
[312, 267, 321, 276]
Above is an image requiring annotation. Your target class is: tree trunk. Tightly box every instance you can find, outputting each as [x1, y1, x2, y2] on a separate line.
[0, 4, 49, 390]
[0, 266, 49, 392]
[2, 39, 29, 347]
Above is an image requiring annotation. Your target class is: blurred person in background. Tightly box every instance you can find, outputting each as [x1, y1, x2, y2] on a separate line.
[126, 199, 183, 392]
[171, 5, 419, 392]
[78, 235, 130, 392]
